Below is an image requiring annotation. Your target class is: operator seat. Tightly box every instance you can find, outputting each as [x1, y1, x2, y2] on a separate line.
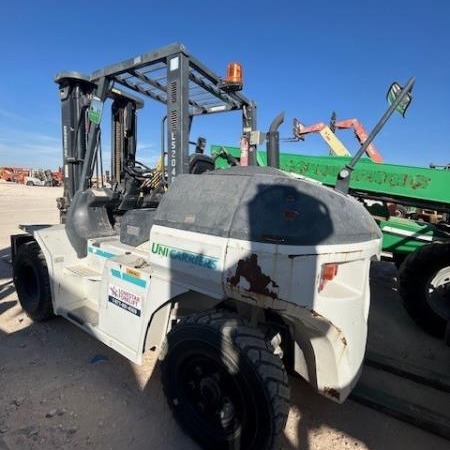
[189, 153, 215, 174]
[116, 174, 141, 211]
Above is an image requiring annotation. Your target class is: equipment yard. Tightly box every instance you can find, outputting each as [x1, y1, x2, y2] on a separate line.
[1, 181, 448, 450]
[1, 1, 450, 448]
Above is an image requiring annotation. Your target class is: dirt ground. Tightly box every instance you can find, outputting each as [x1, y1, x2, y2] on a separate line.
[0, 181, 449, 450]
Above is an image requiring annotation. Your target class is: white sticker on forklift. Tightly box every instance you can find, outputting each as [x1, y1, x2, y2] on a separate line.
[108, 284, 142, 317]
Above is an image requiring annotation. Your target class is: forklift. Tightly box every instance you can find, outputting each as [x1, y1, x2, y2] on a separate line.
[10, 43, 411, 449]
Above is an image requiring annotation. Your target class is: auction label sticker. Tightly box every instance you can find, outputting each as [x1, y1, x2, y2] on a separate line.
[108, 283, 143, 317]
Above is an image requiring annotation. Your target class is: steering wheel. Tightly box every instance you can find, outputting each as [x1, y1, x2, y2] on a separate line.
[123, 160, 153, 179]
[134, 160, 152, 171]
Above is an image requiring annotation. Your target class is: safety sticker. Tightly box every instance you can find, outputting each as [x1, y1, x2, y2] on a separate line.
[108, 283, 143, 317]
[110, 268, 147, 288]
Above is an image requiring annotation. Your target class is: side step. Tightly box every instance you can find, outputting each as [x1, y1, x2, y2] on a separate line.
[62, 265, 103, 309]
[64, 265, 102, 279]
[67, 306, 99, 327]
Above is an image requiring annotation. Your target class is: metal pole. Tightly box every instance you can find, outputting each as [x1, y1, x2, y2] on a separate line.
[166, 52, 190, 184]
[266, 111, 284, 169]
[161, 115, 167, 173]
[243, 102, 258, 166]
[79, 77, 109, 191]
[336, 77, 415, 194]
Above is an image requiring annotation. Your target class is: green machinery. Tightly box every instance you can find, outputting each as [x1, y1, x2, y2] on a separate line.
[214, 146, 450, 341]
[214, 147, 450, 254]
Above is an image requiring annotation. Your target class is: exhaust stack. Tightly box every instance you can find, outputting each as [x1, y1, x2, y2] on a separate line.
[266, 112, 284, 168]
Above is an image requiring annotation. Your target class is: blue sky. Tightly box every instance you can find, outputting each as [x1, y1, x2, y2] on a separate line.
[0, 0, 449, 170]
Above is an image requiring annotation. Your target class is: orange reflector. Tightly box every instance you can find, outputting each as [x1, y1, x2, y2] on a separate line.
[319, 263, 338, 292]
[322, 263, 338, 280]
[226, 62, 243, 85]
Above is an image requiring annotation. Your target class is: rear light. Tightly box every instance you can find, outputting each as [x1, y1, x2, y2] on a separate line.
[318, 263, 338, 292]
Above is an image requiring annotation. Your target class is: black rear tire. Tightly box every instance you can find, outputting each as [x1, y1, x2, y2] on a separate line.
[13, 241, 54, 322]
[392, 252, 407, 270]
[160, 310, 290, 450]
[398, 243, 450, 337]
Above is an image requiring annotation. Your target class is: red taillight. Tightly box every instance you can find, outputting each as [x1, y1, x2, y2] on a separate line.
[319, 263, 338, 292]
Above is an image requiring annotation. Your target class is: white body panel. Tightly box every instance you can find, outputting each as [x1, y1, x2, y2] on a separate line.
[148, 225, 228, 299]
[224, 237, 378, 400]
[34, 222, 380, 402]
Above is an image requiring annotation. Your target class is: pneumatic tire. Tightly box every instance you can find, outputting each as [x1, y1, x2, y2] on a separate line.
[160, 310, 290, 450]
[398, 242, 450, 337]
[13, 241, 54, 322]
[394, 204, 408, 218]
[392, 252, 407, 270]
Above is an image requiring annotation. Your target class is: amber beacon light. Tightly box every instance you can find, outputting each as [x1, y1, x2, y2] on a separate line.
[220, 62, 243, 92]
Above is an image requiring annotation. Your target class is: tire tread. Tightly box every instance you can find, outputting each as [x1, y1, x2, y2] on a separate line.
[398, 242, 450, 337]
[162, 309, 290, 449]
[13, 241, 54, 322]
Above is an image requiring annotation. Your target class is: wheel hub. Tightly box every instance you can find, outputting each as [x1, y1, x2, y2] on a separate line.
[200, 376, 221, 403]
[219, 398, 235, 429]
[182, 358, 241, 433]
[427, 266, 450, 320]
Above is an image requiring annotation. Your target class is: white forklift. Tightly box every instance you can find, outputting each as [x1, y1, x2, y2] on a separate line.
[24, 169, 55, 186]
[11, 43, 413, 449]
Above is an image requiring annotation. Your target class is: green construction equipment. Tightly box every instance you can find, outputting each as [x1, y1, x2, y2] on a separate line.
[213, 145, 450, 341]
[214, 147, 450, 211]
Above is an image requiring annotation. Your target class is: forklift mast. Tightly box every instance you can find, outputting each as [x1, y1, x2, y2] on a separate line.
[55, 43, 257, 205]
[54, 43, 257, 256]
[110, 89, 143, 184]
[55, 73, 96, 207]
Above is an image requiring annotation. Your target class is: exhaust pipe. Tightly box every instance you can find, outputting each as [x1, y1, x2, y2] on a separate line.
[266, 112, 284, 168]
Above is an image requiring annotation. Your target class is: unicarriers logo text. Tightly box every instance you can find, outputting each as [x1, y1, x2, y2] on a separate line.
[151, 243, 218, 270]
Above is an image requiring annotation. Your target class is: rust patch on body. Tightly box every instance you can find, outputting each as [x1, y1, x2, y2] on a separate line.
[323, 386, 340, 401]
[227, 253, 279, 299]
[287, 252, 320, 259]
[310, 309, 343, 334]
[310, 309, 348, 352]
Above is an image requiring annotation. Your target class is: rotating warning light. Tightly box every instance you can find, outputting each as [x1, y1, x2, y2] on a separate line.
[219, 62, 243, 92]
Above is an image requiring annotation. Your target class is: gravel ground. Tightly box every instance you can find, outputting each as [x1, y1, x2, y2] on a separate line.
[0, 181, 448, 450]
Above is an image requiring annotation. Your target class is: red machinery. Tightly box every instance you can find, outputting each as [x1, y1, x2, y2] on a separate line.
[293, 113, 384, 163]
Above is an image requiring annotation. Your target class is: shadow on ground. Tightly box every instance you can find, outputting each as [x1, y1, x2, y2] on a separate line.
[0, 259, 449, 450]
